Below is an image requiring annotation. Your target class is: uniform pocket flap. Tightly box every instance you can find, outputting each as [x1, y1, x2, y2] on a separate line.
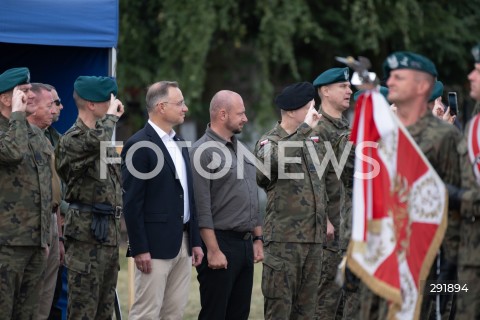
[263, 251, 284, 271]
[65, 253, 91, 274]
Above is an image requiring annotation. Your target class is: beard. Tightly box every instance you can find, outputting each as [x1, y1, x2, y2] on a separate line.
[226, 121, 243, 134]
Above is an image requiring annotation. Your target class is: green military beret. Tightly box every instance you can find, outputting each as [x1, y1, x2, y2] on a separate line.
[383, 51, 437, 78]
[274, 82, 315, 111]
[428, 80, 443, 102]
[472, 43, 480, 63]
[0, 67, 30, 94]
[74, 76, 118, 102]
[353, 86, 389, 103]
[313, 67, 350, 88]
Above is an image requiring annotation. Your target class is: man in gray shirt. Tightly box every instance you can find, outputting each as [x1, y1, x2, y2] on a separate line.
[190, 90, 263, 320]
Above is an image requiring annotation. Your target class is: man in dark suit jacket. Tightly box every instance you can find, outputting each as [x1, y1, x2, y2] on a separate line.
[121, 81, 203, 319]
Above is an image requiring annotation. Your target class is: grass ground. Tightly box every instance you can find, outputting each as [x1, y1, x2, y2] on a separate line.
[116, 245, 264, 319]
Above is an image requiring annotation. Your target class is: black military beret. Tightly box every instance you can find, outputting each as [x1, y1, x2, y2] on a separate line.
[0, 67, 30, 94]
[274, 82, 315, 111]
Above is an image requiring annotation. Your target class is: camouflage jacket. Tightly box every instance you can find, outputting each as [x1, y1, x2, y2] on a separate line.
[314, 109, 354, 249]
[407, 112, 463, 264]
[0, 112, 53, 247]
[55, 115, 122, 246]
[457, 121, 480, 266]
[255, 121, 327, 243]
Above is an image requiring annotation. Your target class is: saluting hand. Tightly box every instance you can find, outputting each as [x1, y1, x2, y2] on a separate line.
[107, 93, 125, 117]
[11, 86, 27, 113]
[304, 101, 322, 128]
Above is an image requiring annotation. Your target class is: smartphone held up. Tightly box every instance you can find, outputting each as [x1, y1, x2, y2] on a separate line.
[447, 92, 458, 116]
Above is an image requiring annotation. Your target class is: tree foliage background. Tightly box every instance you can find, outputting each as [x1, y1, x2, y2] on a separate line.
[117, 0, 480, 133]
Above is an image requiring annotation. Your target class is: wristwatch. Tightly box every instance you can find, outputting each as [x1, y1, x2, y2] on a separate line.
[253, 235, 264, 243]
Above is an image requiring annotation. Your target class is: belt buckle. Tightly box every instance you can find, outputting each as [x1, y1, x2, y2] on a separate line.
[243, 232, 252, 240]
[115, 206, 122, 219]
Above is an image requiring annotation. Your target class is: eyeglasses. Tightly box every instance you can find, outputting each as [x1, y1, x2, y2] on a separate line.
[160, 100, 186, 107]
[53, 99, 62, 106]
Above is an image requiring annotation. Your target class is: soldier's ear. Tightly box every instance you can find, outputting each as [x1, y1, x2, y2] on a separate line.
[86, 101, 96, 111]
[0, 92, 12, 107]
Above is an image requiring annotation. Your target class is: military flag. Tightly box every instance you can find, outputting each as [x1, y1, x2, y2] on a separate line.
[348, 90, 448, 319]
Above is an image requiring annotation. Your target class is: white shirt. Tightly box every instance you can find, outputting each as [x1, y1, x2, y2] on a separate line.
[148, 120, 190, 223]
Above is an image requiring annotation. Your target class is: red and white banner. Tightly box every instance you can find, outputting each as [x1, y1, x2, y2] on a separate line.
[468, 113, 480, 185]
[348, 89, 448, 319]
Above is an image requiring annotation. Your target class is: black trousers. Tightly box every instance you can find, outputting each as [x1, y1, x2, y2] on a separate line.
[197, 230, 254, 320]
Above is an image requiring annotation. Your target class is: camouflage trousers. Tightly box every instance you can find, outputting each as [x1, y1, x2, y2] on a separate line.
[338, 286, 361, 320]
[358, 282, 388, 320]
[336, 266, 360, 320]
[65, 239, 119, 320]
[314, 247, 343, 320]
[456, 265, 480, 319]
[0, 245, 48, 320]
[262, 242, 322, 320]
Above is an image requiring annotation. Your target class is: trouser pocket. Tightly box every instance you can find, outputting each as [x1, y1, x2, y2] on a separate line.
[262, 251, 286, 299]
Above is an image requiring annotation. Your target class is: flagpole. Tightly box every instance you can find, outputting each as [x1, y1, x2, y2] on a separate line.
[128, 256, 135, 310]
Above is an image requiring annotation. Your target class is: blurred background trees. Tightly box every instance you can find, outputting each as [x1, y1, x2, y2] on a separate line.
[117, 0, 480, 137]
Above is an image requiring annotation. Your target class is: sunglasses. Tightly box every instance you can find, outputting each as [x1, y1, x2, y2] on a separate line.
[53, 99, 62, 106]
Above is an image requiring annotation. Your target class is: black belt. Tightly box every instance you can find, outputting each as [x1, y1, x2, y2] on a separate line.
[183, 222, 189, 231]
[69, 202, 122, 219]
[215, 230, 252, 240]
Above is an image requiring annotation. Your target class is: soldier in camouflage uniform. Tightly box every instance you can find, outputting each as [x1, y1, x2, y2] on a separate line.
[55, 76, 124, 319]
[0, 67, 54, 319]
[255, 82, 326, 320]
[312, 67, 356, 320]
[359, 52, 462, 320]
[27, 82, 66, 320]
[454, 43, 480, 320]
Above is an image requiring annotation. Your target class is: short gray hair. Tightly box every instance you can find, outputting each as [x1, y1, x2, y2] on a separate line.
[145, 81, 179, 113]
[31, 82, 52, 94]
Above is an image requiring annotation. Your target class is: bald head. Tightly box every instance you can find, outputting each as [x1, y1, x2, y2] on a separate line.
[209, 90, 247, 136]
[209, 90, 242, 119]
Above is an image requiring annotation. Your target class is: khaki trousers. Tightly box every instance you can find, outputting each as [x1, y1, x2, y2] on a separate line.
[37, 213, 60, 320]
[129, 232, 192, 320]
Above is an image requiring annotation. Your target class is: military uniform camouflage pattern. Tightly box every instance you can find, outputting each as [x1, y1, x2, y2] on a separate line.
[55, 115, 122, 319]
[359, 112, 462, 319]
[0, 111, 53, 318]
[454, 123, 480, 320]
[312, 109, 356, 320]
[339, 276, 361, 320]
[255, 121, 327, 319]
